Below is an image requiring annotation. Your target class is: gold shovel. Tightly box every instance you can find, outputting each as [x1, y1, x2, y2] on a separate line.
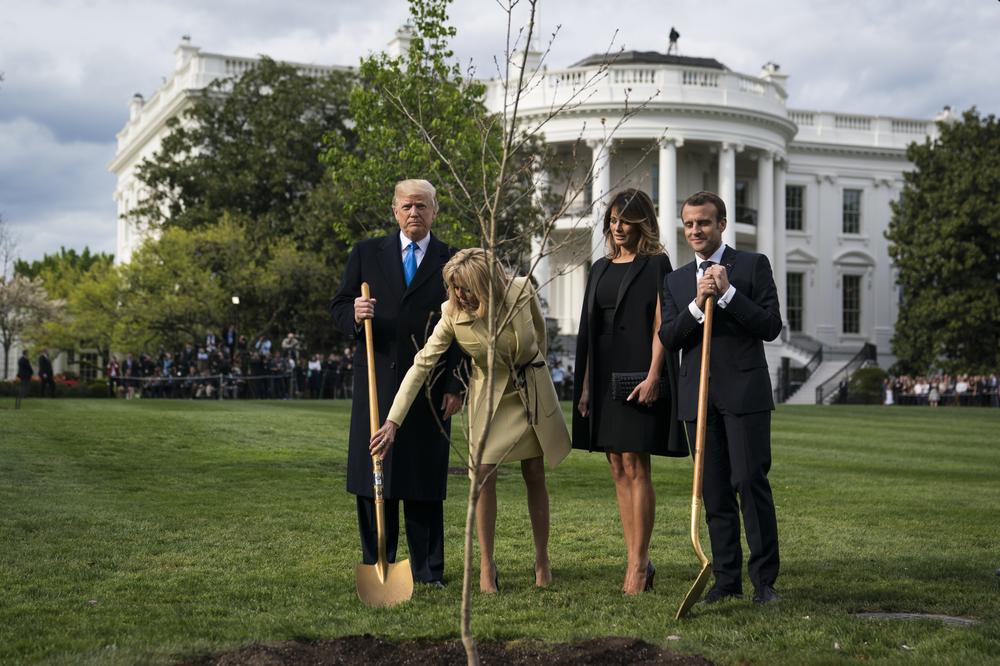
[676, 295, 715, 619]
[356, 282, 414, 608]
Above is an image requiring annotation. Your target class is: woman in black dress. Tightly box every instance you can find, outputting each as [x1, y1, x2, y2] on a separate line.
[572, 188, 687, 595]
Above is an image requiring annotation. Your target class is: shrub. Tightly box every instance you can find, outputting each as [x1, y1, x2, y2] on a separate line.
[0, 379, 110, 398]
[847, 367, 888, 404]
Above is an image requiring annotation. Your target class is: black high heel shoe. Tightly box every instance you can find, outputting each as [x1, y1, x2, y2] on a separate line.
[644, 561, 656, 592]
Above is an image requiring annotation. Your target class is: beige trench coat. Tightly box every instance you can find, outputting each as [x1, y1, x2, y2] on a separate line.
[387, 277, 571, 468]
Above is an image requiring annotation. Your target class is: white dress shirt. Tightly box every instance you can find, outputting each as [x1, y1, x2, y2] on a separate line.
[399, 231, 431, 269]
[688, 243, 737, 323]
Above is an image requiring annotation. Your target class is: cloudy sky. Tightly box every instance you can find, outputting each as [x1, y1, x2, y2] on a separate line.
[2, 0, 998, 263]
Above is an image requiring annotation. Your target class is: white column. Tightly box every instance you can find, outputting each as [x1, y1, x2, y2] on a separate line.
[756, 150, 775, 261]
[658, 137, 682, 262]
[531, 166, 551, 307]
[588, 138, 611, 261]
[773, 158, 787, 331]
[718, 142, 737, 247]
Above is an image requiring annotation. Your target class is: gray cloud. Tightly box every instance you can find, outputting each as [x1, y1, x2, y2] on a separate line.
[1, 0, 997, 262]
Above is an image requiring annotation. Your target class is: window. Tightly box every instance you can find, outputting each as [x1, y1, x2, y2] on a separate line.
[786, 272, 804, 332]
[735, 180, 749, 207]
[842, 275, 861, 334]
[80, 352, 98, 381]
[651, 164, 660, 204]
[785, 185, 804, 230]
[734, 180, 755, 225]
[842, 189, 862, 233]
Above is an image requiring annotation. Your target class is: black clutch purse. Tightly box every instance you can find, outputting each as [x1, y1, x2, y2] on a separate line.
[610, 372, 667, 402]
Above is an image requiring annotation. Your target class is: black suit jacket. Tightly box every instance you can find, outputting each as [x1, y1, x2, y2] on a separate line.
[38, 354, 53, 378]
[659, 246, 782, 421]
[17, 357, 34, 380]
[572, 254, 687, 456]
[330, 233, 464, 502]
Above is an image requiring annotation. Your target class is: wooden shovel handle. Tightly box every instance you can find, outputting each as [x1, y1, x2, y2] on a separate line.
[361, 283, 379, 439]
[690, 296, 714, 566]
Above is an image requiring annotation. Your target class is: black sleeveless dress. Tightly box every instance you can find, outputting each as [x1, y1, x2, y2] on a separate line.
[590, 261, 662, 452]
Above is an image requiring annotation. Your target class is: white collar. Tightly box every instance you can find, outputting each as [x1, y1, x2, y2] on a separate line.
[400, 231, 431, 255]
[696, 243, 727, 267]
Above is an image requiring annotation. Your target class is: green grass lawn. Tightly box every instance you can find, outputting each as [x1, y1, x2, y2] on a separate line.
[1, 399, 998, 665]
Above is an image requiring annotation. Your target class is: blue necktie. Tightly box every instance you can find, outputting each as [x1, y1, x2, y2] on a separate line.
[403, 242, 418, 287]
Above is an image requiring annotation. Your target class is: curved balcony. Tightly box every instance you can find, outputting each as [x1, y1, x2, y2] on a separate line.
[485, 63, 790, 122]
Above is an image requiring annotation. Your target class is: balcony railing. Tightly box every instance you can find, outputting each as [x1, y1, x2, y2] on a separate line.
[735, 205, 757, 226]
[815, 343, 878, 404]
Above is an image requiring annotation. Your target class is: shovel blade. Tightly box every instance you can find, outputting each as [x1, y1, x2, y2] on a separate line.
[356, 558, 414, 608]
[675, 563, 713, 619]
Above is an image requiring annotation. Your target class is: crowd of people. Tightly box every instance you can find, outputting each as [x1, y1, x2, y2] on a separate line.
[104, 331, 356, 400]
[884, 374, 999, 407]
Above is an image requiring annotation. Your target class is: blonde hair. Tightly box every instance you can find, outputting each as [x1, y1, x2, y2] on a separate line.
[443, 248, 508, 320]
[393, 179, 439, 211]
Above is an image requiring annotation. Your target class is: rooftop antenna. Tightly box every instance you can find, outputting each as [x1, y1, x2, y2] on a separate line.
[667, 27, 680, 55]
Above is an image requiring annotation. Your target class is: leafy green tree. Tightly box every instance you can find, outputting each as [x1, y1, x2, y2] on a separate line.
[124, 58, 356, 351]
[132, 57, 355, 249]
[0, 275, 60, 379]
[117, 219, 340, 353]
[887, 109, 1000, 374]
[322, 0, 544, 262]
[15, 247, 113, 300]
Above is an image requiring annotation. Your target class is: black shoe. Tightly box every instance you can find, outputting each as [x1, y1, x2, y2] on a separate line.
[644, 562, 656, 592]
[702, 586, 743, 604]
[419, 579, 446, 589]
[753, 585, 779, 604]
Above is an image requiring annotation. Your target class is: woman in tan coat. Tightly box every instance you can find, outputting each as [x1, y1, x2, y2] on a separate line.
[370, 249, 571, 593]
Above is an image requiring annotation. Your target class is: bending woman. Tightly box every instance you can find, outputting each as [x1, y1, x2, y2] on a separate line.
[371, 249, 571, 593]
[572, 189, 687, 595]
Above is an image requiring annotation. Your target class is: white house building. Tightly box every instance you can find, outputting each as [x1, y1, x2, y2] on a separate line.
[111, 32, 947, 402]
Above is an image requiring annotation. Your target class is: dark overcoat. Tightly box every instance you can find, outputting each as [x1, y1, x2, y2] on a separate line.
[17, 356, 34, 380]
[571, 253, 688, 457]
[659, 246, 783, 421]
[330, 233, 464, 501]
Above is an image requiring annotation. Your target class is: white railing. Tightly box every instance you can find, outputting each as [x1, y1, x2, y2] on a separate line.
[224, 58, 256, 77]
[611, 68, 657, 85]
[549, 70, 588, 89]
[737, 75, 765, 96]
[891, 119, 932, 134]
[834, 114, 872, 131]
[789, 111, 815, 126]
[682, 69, 719, 87]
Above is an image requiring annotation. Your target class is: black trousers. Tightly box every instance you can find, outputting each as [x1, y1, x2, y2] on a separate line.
[687, 404, 779, 593]
[356, 495, 444, 583]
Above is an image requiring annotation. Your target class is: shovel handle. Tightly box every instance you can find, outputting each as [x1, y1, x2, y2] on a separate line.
[362, 282, 389, 576]
[690, 295, 714, 566]
[361, 283, 380, 439]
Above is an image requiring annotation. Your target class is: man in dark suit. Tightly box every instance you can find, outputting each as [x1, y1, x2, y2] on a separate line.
[38, 348, 55, 398]
[660, 190, 783, 604]
[330, 179, 464, 587]
[16, 350, 33, 409]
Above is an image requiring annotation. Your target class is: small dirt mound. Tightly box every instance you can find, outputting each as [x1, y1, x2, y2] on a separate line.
[181, 635, 713, 665]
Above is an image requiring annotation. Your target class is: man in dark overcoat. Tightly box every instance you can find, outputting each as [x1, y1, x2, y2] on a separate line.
[16, 350, 33, 409]
[38, 348, 55, 398]
[660, 191, 783, 605]
[330, 179, 464, 587]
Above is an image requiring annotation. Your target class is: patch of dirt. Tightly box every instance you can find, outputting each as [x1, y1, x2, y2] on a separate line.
[181, 635, 713, 665]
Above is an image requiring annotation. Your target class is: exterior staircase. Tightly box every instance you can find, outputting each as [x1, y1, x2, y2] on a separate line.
[783, 360, 847, 404]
